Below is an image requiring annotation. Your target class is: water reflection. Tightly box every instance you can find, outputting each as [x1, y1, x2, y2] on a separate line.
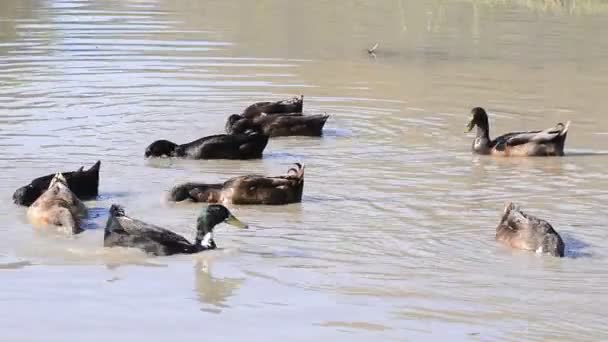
[194, 259, 244, 312]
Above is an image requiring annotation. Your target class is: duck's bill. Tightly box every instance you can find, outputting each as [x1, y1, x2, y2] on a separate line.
[465, 118, 475, 133]
[225, 214, 248, 229]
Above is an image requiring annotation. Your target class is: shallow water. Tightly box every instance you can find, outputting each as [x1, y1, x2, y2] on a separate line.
[1, 0, 608, 340]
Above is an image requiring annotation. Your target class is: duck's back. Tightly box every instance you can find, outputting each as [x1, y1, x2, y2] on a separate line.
[221, 164, 304, 205]
[105, 215, 195, 256]
[496, 204, 565, 257]
[182, 133, 268, 159]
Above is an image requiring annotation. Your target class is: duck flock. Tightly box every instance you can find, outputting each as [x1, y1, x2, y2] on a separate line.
[13, 96, 571, 257]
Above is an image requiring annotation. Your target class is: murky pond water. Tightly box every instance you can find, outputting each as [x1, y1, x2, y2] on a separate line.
[1, 0, 608, 340]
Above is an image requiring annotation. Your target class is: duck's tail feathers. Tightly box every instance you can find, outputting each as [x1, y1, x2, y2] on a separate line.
[49, 173, 68, 188]
[500, 202, 519, 224]
[109, 204, 126, 217]
[559, 121, 571, 136]
[287, 163, 305, 180]
[88, 160, 101, 173]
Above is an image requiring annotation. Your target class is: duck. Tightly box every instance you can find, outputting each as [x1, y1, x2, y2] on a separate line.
[13, 160, 100, 206]
[144, 131, 269, 159]
[496, 203, 565, 257]
[104, 204, 248, 256]
[466, 107, 570, 156]
[26, 173, 88, 234]
[225, 113, 329, 137]
[242, 95, 304, 118]
[168, 163, 304, 205]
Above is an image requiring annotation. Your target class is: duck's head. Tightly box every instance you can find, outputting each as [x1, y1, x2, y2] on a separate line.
[225, 114, 242, 134]
[13, 184, 39, 206]
[466, 107, 490, 133]
[195, 204, 248, 248]
[145, 140, 179, 158]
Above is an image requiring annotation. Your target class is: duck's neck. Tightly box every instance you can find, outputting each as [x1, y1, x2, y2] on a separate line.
[193, 231, 217, 251]
[194, 215, 218, 250]
[476, 125, 490, 140]
[472, 124, 492, 154]
[173, 145, 186, 157]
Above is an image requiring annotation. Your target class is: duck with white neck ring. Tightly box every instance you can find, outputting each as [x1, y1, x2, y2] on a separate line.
[104, 204, 248, 256]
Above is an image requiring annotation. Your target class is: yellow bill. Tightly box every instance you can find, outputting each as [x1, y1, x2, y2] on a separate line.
[225, 214, 248, 229]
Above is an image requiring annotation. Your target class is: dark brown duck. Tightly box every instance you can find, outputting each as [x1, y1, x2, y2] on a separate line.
[168, 163, 304, 205]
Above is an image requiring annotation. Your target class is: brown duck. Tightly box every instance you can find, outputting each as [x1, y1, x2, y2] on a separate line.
[242, 95, 303, 118]
[496, 203, 565, 257]
[168, 163, 304, 205]
[466, 107, 570, 156]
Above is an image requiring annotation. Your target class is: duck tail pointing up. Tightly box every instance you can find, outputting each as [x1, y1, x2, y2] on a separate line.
[89, 160, 101, 172]
[560, 121, 571, 136]
[287, 163, 305, 180]
[500, 202, 517, 224]
[109, 204, 125, 217]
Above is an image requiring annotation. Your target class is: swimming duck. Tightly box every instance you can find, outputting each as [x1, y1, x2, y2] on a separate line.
[225, 113, 329, 137]
[26, 173, 88, 234]
[104, 204, 248, 256]
[242, 95, 304, 118]
[13, 161, 100, 206]
[496, 203, 565, 257]
[168, 163, 305, 205]
[466, 107, 570, 156]
[144, 132, 269, 159]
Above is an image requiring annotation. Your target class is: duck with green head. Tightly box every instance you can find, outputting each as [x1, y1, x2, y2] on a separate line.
[104, 204, 247, 256]
[466, 107, 570, 157]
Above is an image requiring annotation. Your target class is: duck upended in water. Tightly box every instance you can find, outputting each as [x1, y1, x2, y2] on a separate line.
[13, 161, 100, 206]
[26, 173, 88, 234]
[466, 107, 570, 156]
[242, 95, 304, 118]
[496, 203, 565, 257]
[104, 204, 247, 256]
[168, 163, 305, 205]
[144, 132, 269, 160]
[225, 113, 329, 137]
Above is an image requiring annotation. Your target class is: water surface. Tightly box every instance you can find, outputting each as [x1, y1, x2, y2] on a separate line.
[1, 0, 608, 340]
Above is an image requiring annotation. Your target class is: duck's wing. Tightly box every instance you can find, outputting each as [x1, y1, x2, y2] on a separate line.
[118, 216, 192, 246]
[266, 114, 329, 135]
[493, 122, 570, 150]
[224, 164, 304, 204]
[243, 95, 304, 117]
[106, 206, 193, 250]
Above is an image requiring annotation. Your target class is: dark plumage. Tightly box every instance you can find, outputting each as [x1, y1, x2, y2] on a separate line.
[466, 107, 570, 156]
[104, 204, 248, 256]
[496, 203, 565, 257]
[225, 113, 329, 137]
[144, 132, 269, 160]
[13, 161, 100, 206]
[168, 163, 305, 205]
[242, 95, 304, 118]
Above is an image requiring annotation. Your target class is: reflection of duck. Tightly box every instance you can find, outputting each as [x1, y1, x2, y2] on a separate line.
[496, 203, 565, 257]
[13, 161, 100, 206]
[194, 260, 244, 309]
[27, 173, 87, 234]
[466, 107, 570, 156]
[168, 163, 304, 205]
[104, 204, 248, 256]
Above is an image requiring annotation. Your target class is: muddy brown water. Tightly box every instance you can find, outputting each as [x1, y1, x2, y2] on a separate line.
[1, 0, 607, 340]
